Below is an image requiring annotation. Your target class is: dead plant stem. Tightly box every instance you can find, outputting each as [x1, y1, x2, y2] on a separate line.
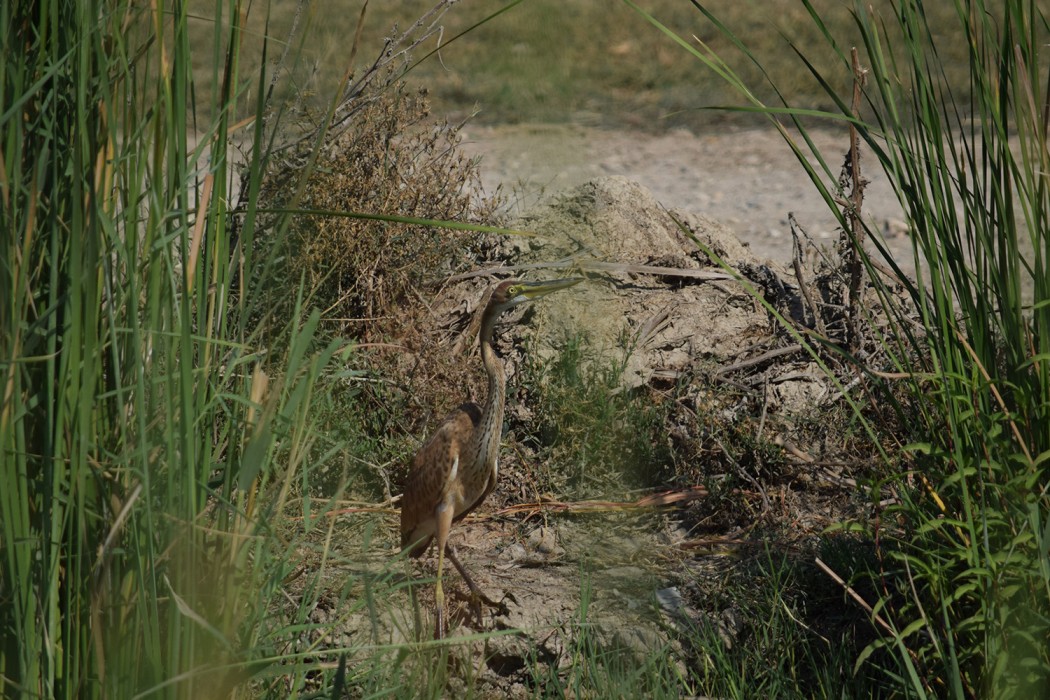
[845, 47, 868, 351]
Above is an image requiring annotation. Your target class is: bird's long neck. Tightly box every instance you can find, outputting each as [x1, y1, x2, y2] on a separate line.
[475, 310, 507, 470]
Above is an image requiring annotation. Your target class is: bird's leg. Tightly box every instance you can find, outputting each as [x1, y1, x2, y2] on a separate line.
[445, 544, 512, 625]
[433, 503, 454, 640]
[434, 552, 446, 640]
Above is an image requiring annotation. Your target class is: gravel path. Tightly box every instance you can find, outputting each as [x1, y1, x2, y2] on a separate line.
[460, 123, 912, 275]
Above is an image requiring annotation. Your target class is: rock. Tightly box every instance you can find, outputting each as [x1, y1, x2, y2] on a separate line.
[526, 525, 561, 555]
[592, 613, 669, 665]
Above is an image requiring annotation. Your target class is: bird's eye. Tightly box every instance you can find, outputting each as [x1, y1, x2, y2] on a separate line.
[508, 285, 521, 296]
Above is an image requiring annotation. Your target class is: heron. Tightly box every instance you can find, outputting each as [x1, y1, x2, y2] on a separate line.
[399, 277, 583, 638]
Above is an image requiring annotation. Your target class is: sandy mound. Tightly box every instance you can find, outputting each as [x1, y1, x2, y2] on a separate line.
[517, 177, 758, 373]
[501, 176, 825, 415]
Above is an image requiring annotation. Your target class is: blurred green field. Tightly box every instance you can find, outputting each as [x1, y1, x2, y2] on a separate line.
[197, 0, 990, 130]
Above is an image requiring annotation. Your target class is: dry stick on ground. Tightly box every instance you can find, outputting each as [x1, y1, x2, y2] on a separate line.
[309, 487, 717, 521]
[789, 213, 827, 337]
[843, 48, 869, 351]
[815, 557, 897, 637]
[492, 487, 712, 517]
[715, 344, 803, 376]
[446, 258, 736, 284]
[818, 554, 939, 685]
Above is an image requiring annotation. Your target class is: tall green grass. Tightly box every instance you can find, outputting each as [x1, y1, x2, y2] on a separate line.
[0, 1, 347, 696]
[629, 0, 1050, 695]
[839, 4, 1050, 694]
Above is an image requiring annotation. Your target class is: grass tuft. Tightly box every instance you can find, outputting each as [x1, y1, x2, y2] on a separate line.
[519, 336, 677, 498]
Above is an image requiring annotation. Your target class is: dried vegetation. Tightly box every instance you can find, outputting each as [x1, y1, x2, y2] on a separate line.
[259, 85, 500, 342]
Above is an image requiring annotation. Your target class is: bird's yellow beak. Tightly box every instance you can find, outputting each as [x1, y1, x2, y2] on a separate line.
[517, 277, 584, 300]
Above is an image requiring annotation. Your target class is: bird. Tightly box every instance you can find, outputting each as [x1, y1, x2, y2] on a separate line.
[399, 277, 583, 638]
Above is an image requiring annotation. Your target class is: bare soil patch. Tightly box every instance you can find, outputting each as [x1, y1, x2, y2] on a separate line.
[459, 123, 912, 277]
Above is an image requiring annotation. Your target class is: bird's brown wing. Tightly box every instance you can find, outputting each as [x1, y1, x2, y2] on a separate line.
[399, 404, 481, 557]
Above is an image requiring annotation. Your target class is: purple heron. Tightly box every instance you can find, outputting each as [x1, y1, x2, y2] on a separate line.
[400, 277, 583, 638]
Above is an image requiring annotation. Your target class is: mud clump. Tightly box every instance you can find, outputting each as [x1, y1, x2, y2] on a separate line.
[512, 178, 777, 388]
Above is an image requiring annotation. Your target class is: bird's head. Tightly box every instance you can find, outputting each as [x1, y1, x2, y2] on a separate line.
[488, 277, 583, 316]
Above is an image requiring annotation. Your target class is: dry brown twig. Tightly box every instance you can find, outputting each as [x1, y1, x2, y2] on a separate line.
[841, 47, 869, 352]
[815, 556, 895, 636]
[789, 213, 827, 337]
[446, 258, 736, 284]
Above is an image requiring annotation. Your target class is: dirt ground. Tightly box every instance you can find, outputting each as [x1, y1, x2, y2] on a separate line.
[459, 122, 912, 277]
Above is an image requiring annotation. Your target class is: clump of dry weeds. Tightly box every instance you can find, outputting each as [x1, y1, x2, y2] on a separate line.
[261, 85, 500, 343]
[239, 4, 506, 465]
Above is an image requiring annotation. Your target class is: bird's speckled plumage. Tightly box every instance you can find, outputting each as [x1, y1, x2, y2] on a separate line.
[399, 400, 498, 556]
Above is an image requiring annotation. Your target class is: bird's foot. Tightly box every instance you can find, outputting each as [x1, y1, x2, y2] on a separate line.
[482, 589, 516, 617]
[459, 588, 515, 627]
